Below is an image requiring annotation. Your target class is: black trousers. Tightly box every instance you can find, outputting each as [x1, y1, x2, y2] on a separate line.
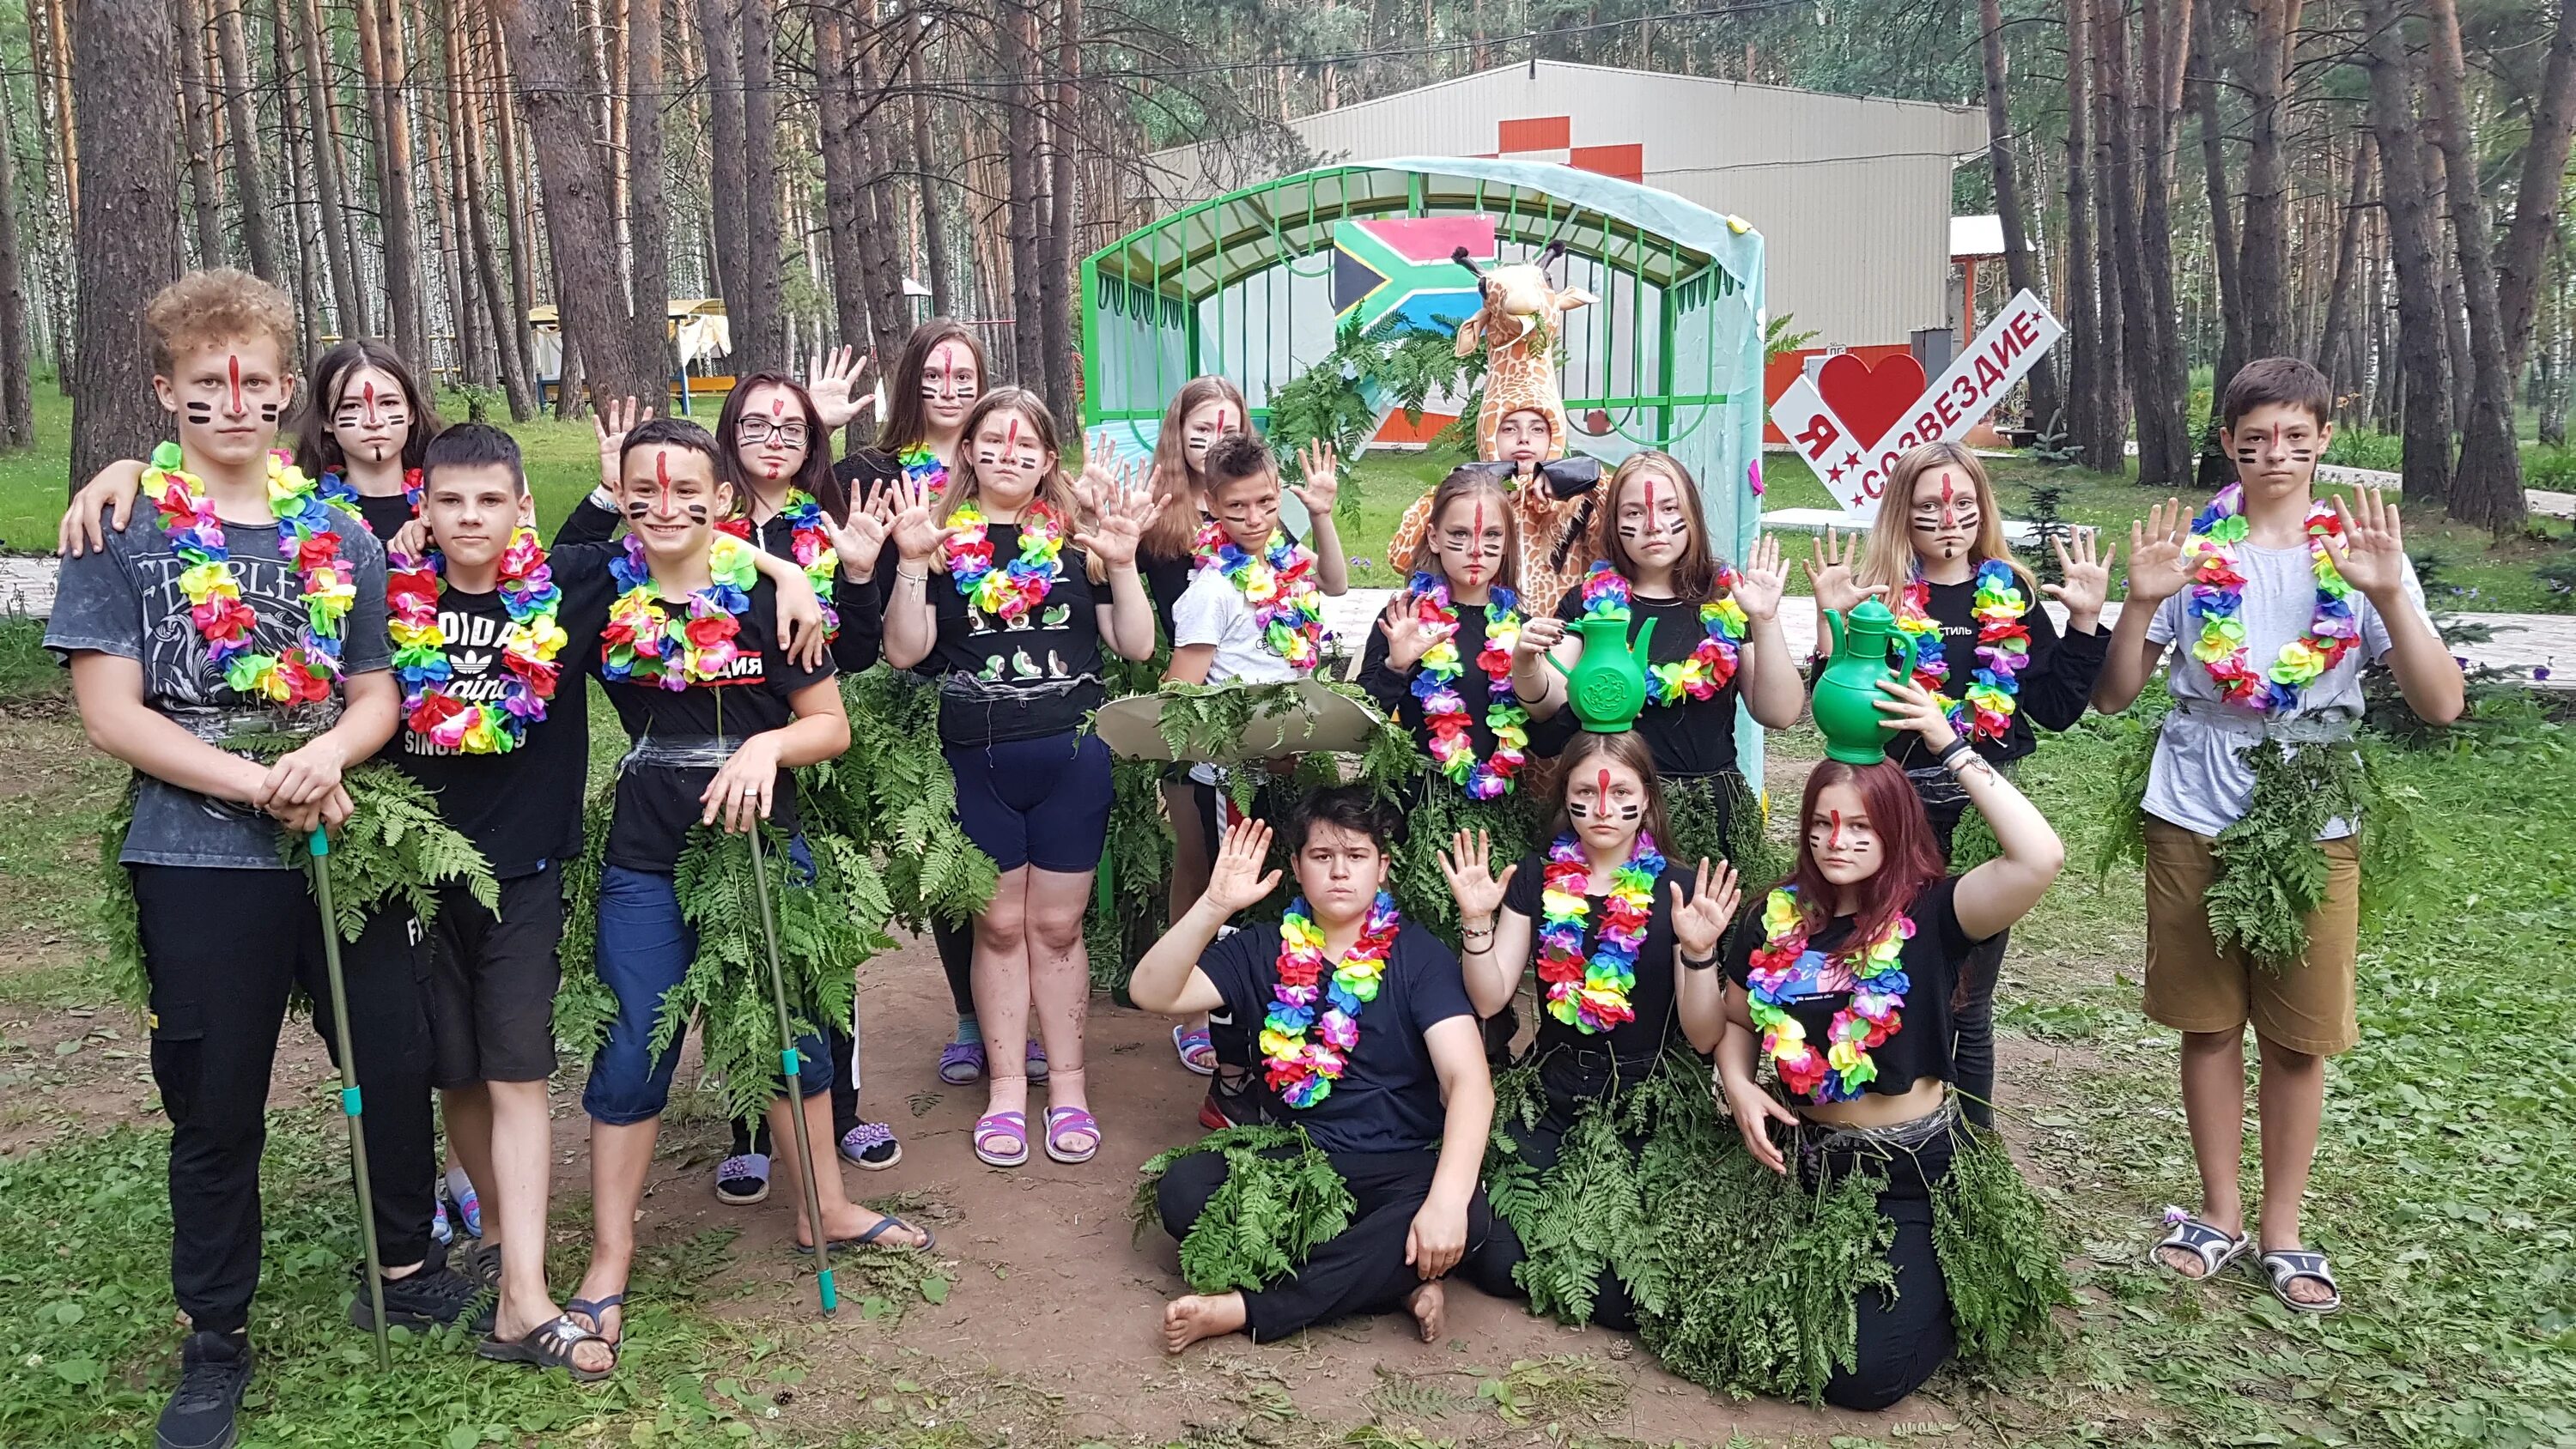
[933, 913, 975, 1020]
[1156, 1143, 1493, 1342]
[1920, 792, 2004, 1130]
[132, 864, 436, 1339]
[1803, 1119, 1959, 1411]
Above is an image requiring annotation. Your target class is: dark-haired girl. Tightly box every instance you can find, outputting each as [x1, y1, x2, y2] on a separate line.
[882, 387, 1161, 1168]
[1668, 674, 2069, 1410]
[1443, 730, 1740, 1329]
[1510, 452, 1800, 874]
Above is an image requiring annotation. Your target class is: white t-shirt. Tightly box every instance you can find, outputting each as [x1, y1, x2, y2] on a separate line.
[1175, 563, 1306, 786]
[2142, 545, 2428, 839]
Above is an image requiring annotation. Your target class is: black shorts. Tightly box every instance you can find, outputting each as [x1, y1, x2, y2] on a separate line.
[426, 863, 565, 1087]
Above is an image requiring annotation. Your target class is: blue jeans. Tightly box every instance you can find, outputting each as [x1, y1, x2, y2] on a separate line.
[585, 840, 835, 1126]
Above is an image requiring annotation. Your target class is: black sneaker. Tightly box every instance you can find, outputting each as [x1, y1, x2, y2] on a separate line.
[157, 1330, 251, 1449]
[353, 1244, 494, 1333]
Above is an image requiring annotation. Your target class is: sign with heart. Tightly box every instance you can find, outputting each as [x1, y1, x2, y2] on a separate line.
[1768, 290, 2065, 520]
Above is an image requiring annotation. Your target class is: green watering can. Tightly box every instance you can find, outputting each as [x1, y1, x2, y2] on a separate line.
[1546, 614, 1659, 733]
[1813, 597, 1920, 764]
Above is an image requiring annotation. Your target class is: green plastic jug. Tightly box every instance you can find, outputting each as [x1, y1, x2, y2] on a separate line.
[1812, 597, 1920, 764]
[1546, 614, 1659, 733]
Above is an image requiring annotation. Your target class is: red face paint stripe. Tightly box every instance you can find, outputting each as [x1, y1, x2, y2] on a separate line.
[655, 451, 675, 517]
[1826, 809, 1843, 851]
[228, 355, 244, 415]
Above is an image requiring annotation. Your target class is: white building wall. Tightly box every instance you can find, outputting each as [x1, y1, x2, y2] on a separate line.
[1146, 62, 1985, 349]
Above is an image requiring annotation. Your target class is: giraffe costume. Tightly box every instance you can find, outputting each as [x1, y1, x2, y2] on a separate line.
[1387, 245, 1600, 613]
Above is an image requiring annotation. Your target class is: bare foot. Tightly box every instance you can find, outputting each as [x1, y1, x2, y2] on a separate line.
[1406, 1280, 1446, 1343]
[2156, 1245, 2216, 1278]
[2262, 1246, 2338, 1307]
[494, 1295, 617, 1374]
[1161, 1293, 1248, 1354]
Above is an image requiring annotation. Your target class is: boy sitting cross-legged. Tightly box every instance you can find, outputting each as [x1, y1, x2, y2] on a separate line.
[1129, 788, 1496, 1352]
[44, 270, 478, 1449]
[2092, 356, 2464, 1314]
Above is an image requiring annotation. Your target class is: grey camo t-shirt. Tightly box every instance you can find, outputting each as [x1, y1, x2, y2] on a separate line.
[45, 501, 391, 870]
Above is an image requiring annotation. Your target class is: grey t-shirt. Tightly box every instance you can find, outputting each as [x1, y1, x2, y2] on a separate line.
[2142, 545, 2427, 839]
[45, 501, 391, 870]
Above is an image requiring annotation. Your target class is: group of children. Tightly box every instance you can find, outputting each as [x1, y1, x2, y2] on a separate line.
[46, 266, 2462, 1448]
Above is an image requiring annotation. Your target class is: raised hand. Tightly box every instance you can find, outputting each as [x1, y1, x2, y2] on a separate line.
[805, 346, 873, 431]
[1669, 857, 1741, 959]
[1291, 440, 1340, 519]
[1510, 614, 1567, 668]
[2324, 487, 2409, 601]
[1201, 818, 1282, 915]
[888, 476, 955, 562]
[1072, 468, 1160, 569]
[2125, 498, 2189, 604]
[1436, 828, 1517, 925]
[820, 492, 890, 581]
[1377, 592, 1448, 670]
[1804, 526, 1880, 615]
[1731, 533, 1789, 621]
[1075, 434, 1125, 517]
[2042, 525, 2113, 628]
[1874, 671, 1959, 755]
[593, 395, 654, 490]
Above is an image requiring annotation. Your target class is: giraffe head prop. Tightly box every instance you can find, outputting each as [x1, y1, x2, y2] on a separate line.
[1450, 239, 1595, 464]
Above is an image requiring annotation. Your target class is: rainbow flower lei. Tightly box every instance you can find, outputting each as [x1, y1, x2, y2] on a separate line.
[149, 441, 361, 706]
[1535, 829, 1665, 1034]
[775, 489, 844, 636]
[2183, 484, 2359, 712]
[599, 533, 758, 689]
[1195, 521, 1330, 670]
[1575, 563, 1751, 705]
[386, 527, 568, 753]
[316, 466, 423, 519]
[1261, 892, 1402, 1108]
[896, 443, 949, 500]
[1895, 558, 2031, 742]
[1406, 571, 1528, 798]
[1744, 886, 1914, 1102]
[944, 500, 1066, 621]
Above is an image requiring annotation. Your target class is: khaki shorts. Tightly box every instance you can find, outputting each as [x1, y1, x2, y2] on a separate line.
[2141, 817, 2361, 1056]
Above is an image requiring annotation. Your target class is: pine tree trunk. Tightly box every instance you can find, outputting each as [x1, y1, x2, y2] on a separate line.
[814, 0, 875, 418]
[2363, 0, 2452, 505]
[695, 0, 749, 357]
[2087, 0, 2129, 469]
[2422, 0, 2526, 530]
[483, 0, 540, 391]
[213, 0, 283, 282]
[2317, 130, 2374, 387]
[295, 0, 364, 335]
[490, 0, 653, 404]
[357, 0, 428, 361]
[2129, 0, 2193, 487]
[2237, 0, 2298, 359]
[1976, 0, 2057, 432]
[626, 0, 672, 388]
[271, 0, 328, 355]
[40, 0, 79, 223]
[0, 54, 32, 448]
[2060, 0, 2101, 460]
[908, 4, 953, 318]
[175, 0, 228, 267]
[2097, 0, 2156, 480]
[735, 0, 783, 372]
[850, 26, 914, 358]
[2190, 0, 2243, 487]
[456, 0, 535, 415]
[72, 0, 182, 487]
[1004, 0, 1044, 388]
[2496, 0, 2576, 377]
[436, 0, 491, 383]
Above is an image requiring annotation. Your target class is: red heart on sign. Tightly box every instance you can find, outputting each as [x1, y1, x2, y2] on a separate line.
[1815, 351, 1929, 453]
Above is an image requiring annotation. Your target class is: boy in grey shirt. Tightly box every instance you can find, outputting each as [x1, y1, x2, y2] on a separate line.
[2092, 357, 2463, 1317]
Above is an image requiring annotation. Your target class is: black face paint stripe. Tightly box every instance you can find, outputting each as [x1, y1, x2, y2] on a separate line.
[623, 500, 654, 518]
[185, 402, 213, 423]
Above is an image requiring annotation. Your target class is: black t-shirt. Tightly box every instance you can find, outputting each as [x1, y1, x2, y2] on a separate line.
[1358, 603, 1523, 772]
[1502, 845, 1697, 1066]
[594, 577, 837, 872]
[1882, 577, 2108, 770]
[380, 546, 616, 876]
[1197, 919, 1474, 1155]
[1722, 876, 1984, 1105]
[1546, 587, 1742, 779]
[1143, 547, 1194, 650]
[349, 489, 419, 544]
[558, 495, 884, 676]
[920, 524, 1108, 747]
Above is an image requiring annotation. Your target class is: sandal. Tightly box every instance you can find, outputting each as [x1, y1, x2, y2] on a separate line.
[2258, 1248, 2344, 1314]
[2152, 1206, 2250, 1281]
[1044, 1106, 1101, 1166]
[974, 1110, 1029, 1167]
[563, 1293, 625, 1348]
[1024, 1040, 1049, 1084]
[477, 1313, 616, 1382]
[1173, 1025, 1218, 1076]
[937, 1039, 987, 1086]
[795, 1215, 936, 1255]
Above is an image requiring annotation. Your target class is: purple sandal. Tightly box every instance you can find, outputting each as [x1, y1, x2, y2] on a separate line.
[938, 1039, 987, 1086]
[973, 1110, 1029, 1167]
[1044, 1106, 1101, 1165]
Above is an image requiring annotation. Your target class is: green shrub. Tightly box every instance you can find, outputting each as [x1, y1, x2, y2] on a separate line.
[2324, 427, 2404, 471]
